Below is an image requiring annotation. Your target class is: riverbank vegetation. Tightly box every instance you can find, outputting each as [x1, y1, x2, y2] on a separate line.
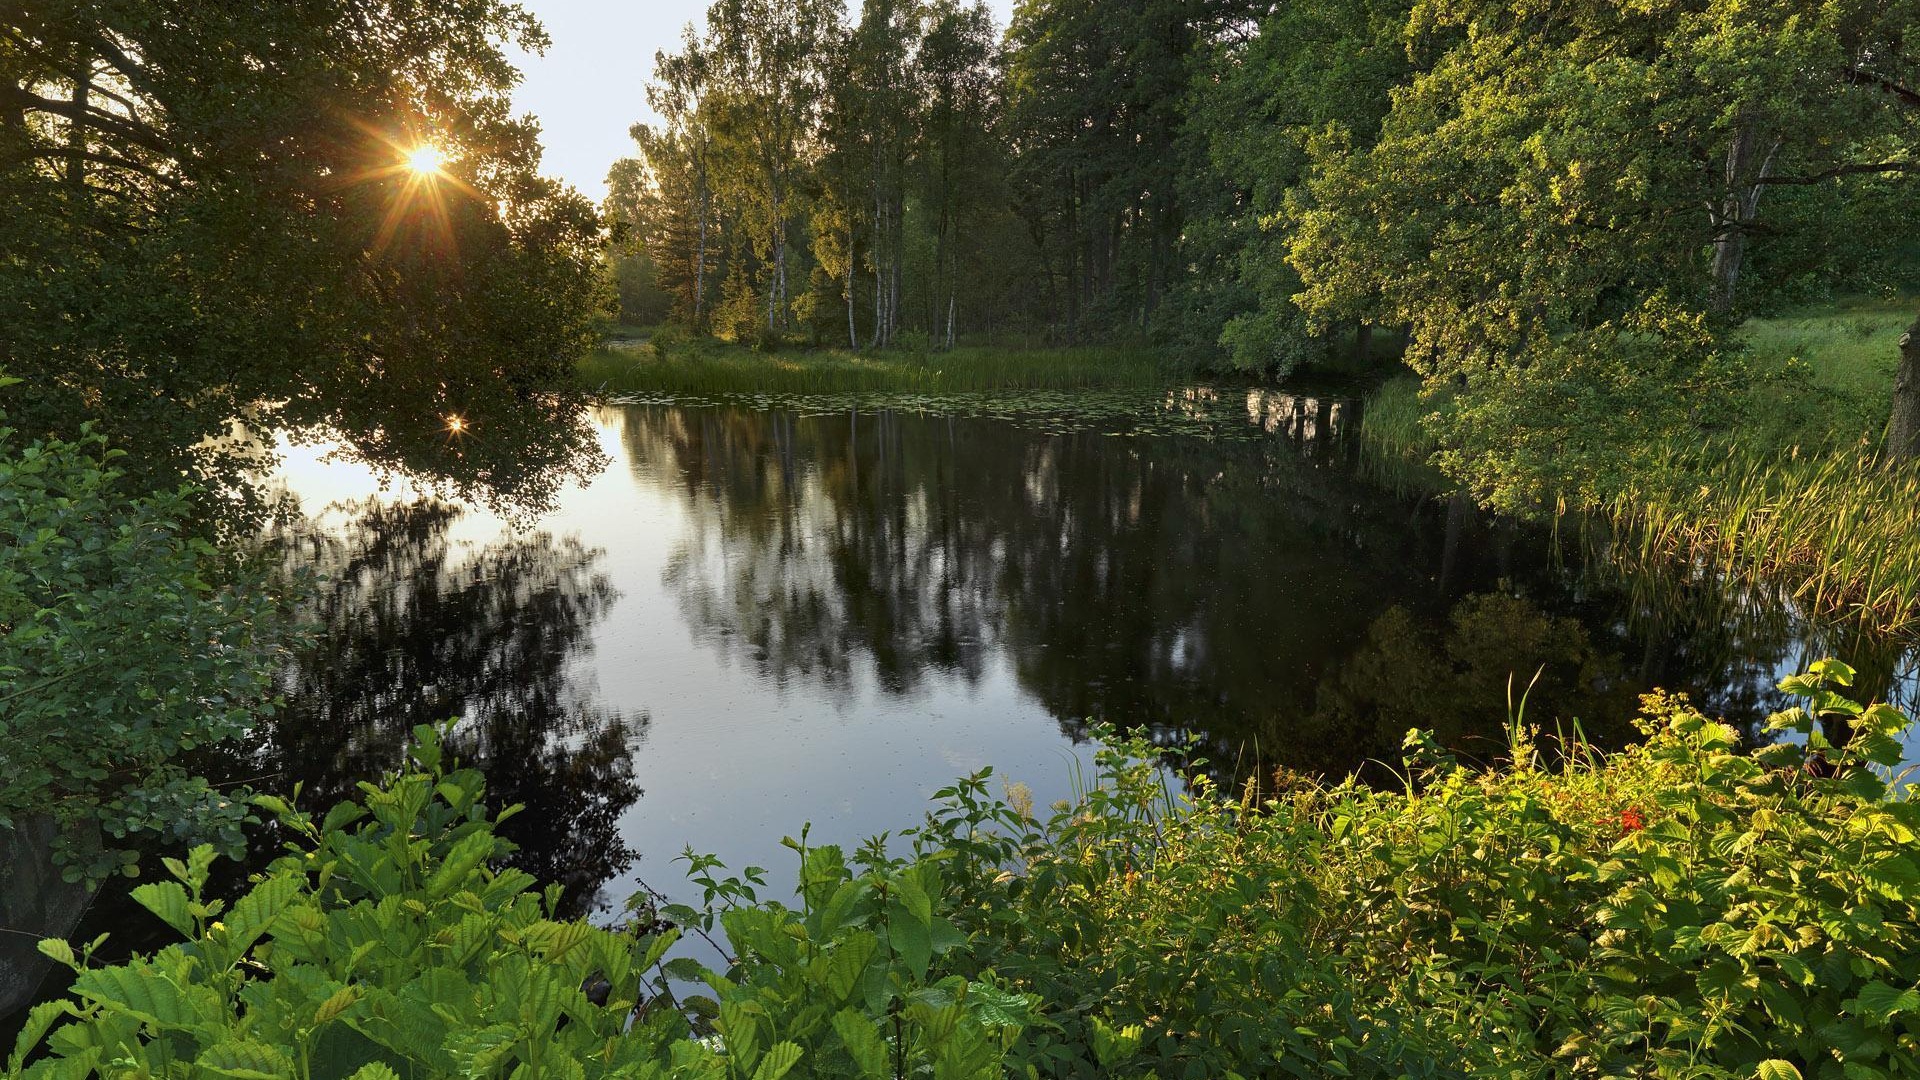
[0, 399, 281, 883]
[580, 332, 1168, 394]
[13, 662, 1916, 1079]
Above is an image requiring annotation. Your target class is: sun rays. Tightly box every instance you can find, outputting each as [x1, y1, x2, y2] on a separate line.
[337, 119, 487, 257]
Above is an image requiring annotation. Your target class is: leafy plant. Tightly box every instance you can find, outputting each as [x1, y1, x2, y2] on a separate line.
[10, 725, 1032, 1080]
[0, 388, 282, 881]
[19, 664, 1920, 1079]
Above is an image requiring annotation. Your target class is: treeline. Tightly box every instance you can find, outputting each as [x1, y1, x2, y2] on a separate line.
[611, 0, 1920, 483]
[609, 0, 1254, 354]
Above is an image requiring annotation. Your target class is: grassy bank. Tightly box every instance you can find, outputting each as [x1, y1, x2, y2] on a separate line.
[580, 330, 1171, 394]
[1363, 299, 1920, 631]
[14, 664, 1918, 1079]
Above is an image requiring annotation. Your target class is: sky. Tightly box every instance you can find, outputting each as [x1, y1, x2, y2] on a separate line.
[508, 0, 1010, 204]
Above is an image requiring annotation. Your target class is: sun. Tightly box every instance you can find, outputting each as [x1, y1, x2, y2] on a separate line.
[405, 144, 447, 177]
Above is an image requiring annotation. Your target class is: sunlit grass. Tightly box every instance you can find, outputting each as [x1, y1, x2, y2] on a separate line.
[578, 332, 1171, 394]
[1354, 299, 1920, 630]
[1609, 444, 1920, 633]
[1740, 298, 1910, 444]
[1353, 375, 1449, 494]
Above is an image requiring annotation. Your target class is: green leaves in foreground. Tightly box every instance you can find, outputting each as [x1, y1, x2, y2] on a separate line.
[17, 663, 1920, 1079]
[9, 724, 1031, 1080]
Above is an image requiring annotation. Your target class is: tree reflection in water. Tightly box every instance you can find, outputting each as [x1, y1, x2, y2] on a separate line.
[617, 401, 1844, 786]
[253, 499, 643, 917]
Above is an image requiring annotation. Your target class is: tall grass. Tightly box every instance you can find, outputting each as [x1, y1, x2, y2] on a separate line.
[1357, 365, 1920, 633]
[578, 333, 1172, 394]
[1354, 375, 1450, 494]
[1608, 444, 1920, 633]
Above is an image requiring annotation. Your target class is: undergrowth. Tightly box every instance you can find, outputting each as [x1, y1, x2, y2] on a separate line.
[13, 661, 1920, 1079]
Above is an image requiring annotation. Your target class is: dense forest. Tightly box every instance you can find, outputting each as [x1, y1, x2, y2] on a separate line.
[611, 0, 1920, 498]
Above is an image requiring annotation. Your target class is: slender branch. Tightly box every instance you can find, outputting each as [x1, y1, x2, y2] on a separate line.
[1844, 66, 1920, 110]
[21, 147, 179, 188]
[0, 83, 176, 160]
[1754, 160, 1920, 186]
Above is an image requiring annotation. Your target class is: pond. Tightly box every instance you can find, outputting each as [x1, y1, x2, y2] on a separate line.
[215, 390, 1918, 921]
[11, 386, 1920, 1011]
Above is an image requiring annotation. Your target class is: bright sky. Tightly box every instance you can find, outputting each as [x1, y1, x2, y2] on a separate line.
[509, 0, 1010, 204]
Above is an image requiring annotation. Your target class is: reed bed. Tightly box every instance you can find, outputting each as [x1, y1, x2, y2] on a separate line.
[578, 335, 1171, 395]
[1608, 444, 1920, 633]
[1354, 376, 1452, 495]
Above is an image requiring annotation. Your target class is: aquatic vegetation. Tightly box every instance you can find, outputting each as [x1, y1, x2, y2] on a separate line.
[579, 337, 1172, 396]
[603, 386, 1298, 443]
[17, 663, 1920, 1079]
[1610, 444, 1920, 634]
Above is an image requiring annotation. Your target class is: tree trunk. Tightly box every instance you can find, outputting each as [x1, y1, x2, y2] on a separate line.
[1888, 313, 1920, 460]
[1709, 119, 1780, 316]
[67, 51, 89, 192]
[694, 183, 709, 325]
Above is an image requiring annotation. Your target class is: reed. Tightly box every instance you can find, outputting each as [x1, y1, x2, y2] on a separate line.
[1607, 442, 1920, 633]
[578, 334, 1171, 395]
[1354, 376, 1451, 494]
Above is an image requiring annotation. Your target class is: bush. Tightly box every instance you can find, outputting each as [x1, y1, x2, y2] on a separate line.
[16, 663, 1920, 1079]
[0, 383, 282, 882]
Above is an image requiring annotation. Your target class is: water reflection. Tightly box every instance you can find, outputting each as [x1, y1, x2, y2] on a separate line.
[250, 499, 643, 916]
[616, 401, 1841, 783]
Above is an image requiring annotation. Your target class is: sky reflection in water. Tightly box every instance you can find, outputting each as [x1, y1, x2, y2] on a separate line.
[260, 396, 1920, 917]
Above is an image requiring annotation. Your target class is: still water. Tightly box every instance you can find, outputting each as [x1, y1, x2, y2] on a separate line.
[208, 394, 1920, 916]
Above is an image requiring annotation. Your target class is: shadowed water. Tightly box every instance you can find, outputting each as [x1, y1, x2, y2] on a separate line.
[241, 396, 1917, 911]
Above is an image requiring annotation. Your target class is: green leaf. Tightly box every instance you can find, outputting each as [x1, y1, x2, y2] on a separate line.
[1756, 1061, 1803, 1080]
[832, 1010, 891, 1079]
[425, 828, 496, 899]
[196, 1039, 296, 1079]
[72, 961, 212, 1030]
[752, 1042, 802, 1080]
[221, 872, 302, 958]
[889, 903, 933, 981]
[1851, 981, 1920, 1021]
[6, 999, 77, 1074]
[34, 938, 77, 971]
[130, 881, 197, 938]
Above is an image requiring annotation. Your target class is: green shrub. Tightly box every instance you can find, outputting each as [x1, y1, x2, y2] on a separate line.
[0, 383, 282, 881]
[9, 725, 1034, 1080]
[17, 663, 1920, 1079]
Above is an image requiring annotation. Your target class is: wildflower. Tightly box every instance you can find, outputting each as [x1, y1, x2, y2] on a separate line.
[1619, 807, 1647, 833]
[1004, 781, 1035, 822]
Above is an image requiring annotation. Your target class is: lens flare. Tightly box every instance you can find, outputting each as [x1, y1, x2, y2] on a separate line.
[406, 145, 447, 176]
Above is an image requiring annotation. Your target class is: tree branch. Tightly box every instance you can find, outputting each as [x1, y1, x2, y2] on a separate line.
[1844, 66, 1920, 110]
[0, 83, 176, 160]
[1755, 160, 1920, 186]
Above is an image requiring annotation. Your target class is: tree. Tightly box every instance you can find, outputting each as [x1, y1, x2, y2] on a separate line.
[0, 1, 609, 523]
[1003, 0, 1211, 340]
[0, 386, 280, 882]
[1289, 0, 1920, 502]
[701, 0, 841, 335]
[615, 29, 720, 328]
[1167, 0, 1410, 373]
[916, 1, 1001, 348]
